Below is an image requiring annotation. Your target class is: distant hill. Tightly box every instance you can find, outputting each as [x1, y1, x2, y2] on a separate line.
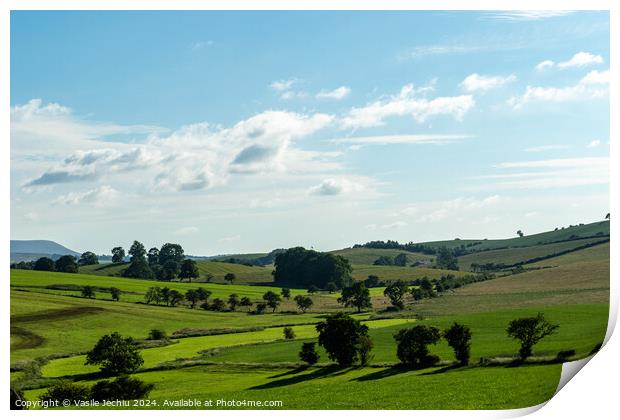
[10, 240, 80, 263]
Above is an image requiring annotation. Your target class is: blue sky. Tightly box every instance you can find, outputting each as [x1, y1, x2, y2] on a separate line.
[10, 11, 610, 255]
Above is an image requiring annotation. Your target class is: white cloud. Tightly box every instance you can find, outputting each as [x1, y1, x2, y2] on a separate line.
[587, 140, 601, 148]
[269, 78, 299, 92]
[330, 134, 471, 146]
[460, 73, 516, 92]
[535, 60, 555, 72]
[340, 84, 474, 129]
[398, 45, 483, 60]
[54, 185, 120, 207]
[482, 11, 574, 21]
[175, 226, 200, 235]
[478, 157, 609, 189]
[558, 52, 604, 69]
[279, 90, 308, 100]
[399, 195, 503, 223]
[218, 234, 240, 242]
[316, 86, 351, 100]
[508, 70, 609, 108]
[524, 145, 570, 153]
[308, 177, 367, 196]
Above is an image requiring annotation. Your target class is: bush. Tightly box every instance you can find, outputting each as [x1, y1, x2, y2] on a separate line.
[254, 302, 267, 314]
[316, 313, 371, 366]
[90, 376, 154, 401]
[556, 349, 576, 362]
[283, 327, 296, 340]
[81, 285, 96, 299]
[40, 381, 90, 404]
[356, 335, 374, 366]
[299, 342, 320, 365]
[148, 329, 167, 340]
[394, 325, 441, 367]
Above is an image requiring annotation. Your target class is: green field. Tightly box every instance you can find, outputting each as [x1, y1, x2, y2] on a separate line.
[10, 223, 610, 410]
[329, 247, 432, 265]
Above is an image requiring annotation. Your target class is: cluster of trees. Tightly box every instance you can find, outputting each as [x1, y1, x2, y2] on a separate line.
[435, 247, 459, 270]
[11, 254, 79, 273]
[79, 285, 121, 301]
[353, 240, 437, 255]
[118, 241, 200, 282]
[373, 253, 409, 267]
[300, 312, 559, 368]
[273, 247, 353, 289]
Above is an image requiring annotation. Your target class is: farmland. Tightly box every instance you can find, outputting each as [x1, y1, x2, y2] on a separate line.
[10, 222, 610, 410]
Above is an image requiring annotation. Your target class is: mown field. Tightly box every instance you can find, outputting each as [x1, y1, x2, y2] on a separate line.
[10, 223, 610, 410]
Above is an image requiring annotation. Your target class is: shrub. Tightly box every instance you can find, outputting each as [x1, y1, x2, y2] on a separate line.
[394, 325, 441, 367]
[40, 381, 90, 405]
[254, 302, 267, 314]
[148, 329, 167, 340]
[90, 376, 154, 401]
[283, 327, 296, 340]
[81, 285, 96, 299]
[299, 342, 320, 365]
[356, 335, 374, 366]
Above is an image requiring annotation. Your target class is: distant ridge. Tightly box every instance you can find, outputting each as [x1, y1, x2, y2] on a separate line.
[10, 240, 80, 263]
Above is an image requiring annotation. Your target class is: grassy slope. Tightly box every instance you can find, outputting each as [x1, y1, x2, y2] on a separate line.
[457, 237, 607, 268]
[351, 265, 461, 282]
[79, 260, 275, 284]
[419, 220, 609, 251]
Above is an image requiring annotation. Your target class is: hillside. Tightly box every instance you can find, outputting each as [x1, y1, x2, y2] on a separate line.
[329, 247, 432, 265]
[10, 239, 80, 263]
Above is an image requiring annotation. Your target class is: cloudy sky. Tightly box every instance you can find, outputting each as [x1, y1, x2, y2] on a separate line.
[10, 11, 609, 255]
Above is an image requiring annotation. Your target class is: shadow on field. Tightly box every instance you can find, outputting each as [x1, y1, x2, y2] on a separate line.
[249, 366, 351, 389]
[352, 366, 408, 382]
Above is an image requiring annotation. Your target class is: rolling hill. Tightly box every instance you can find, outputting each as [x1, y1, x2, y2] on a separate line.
[10, 240, 80, 263]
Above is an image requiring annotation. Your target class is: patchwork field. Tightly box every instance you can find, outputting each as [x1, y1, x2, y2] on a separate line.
[10, 222, 610, 410]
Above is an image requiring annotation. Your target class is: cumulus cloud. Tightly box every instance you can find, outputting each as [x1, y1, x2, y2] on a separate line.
[316, 86, 351, 100]
[269, 78, 299, 92]
[508, 70, 609, 108]
[330, 134, 471, 146]
[340, 84, 474, 129]
[535, 60, 555, 72]
[21, 105, 336, 193]
[558, 52, 604, 69]
[308, 177, 367, 196]
[460, 73, 516, 92]
[54, 185, 120, 207]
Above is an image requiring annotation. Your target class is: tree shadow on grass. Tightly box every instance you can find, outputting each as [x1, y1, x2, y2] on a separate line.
[352, 366, 409, 382]
[418, 364, 465, 376]
[249, 365, 350, 389]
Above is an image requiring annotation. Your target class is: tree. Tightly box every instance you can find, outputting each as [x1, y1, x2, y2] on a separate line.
[394, 325, 441, 367]
[299, 342, 320, 365]
[255, 302, 267, 314]
[435, 247, 458, 270]
[281, 288, 291, 300]
[326, 282, 338, 293]
[34, 257, 55, 271]
[148, 329, 167, 340]
[517, 230, 524, 238]
[185, 289, 199, 308]
[283, 327, 296, 339]
[316, 313, 371, 366]
[209, 298, 226, 311]
[157, 260, 179, 281]
[394, 253, 409, 267]
[470, 263, 479, 273]
[338, 282, 372, 312]
[40, 381, 90, 405]
[85, 332, 143, 375]
[144, 287, 162, 304]
[263, 291, 282, 312]
[240, 296, 253, 311]
[383, 281, 409, 310]
[507, 313, 559, 361]
[364, 275, 381, 288]
[147, 247, 159, 265]
[178, 259, 199, 282]
[204, 272, 214, 283]
[373, 256, 393, 266]
[168, 290, 183, 307]
[294, 295, 313, 313]
[160, 287, 171, 306]
[81, 285, 96, 299]
[111, 247, 125, 264]
[110, 287, 121, 302]
[195, 287, 212, 302]
[356, 335, 374, 366]
[128, 240, 147, 262]
[78, 251, 99, 266]
[443, 322, 472, 365]
[158, 243, 185, 267]
[273, 247, 352, 289]
[90, 376, 154, 402]
[410, 288, 425, 301]
[55, 255, 78, 273]
[224, 273, 236, 284]
[228, 294, 240, 311]
[123, 258, 153, 279]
